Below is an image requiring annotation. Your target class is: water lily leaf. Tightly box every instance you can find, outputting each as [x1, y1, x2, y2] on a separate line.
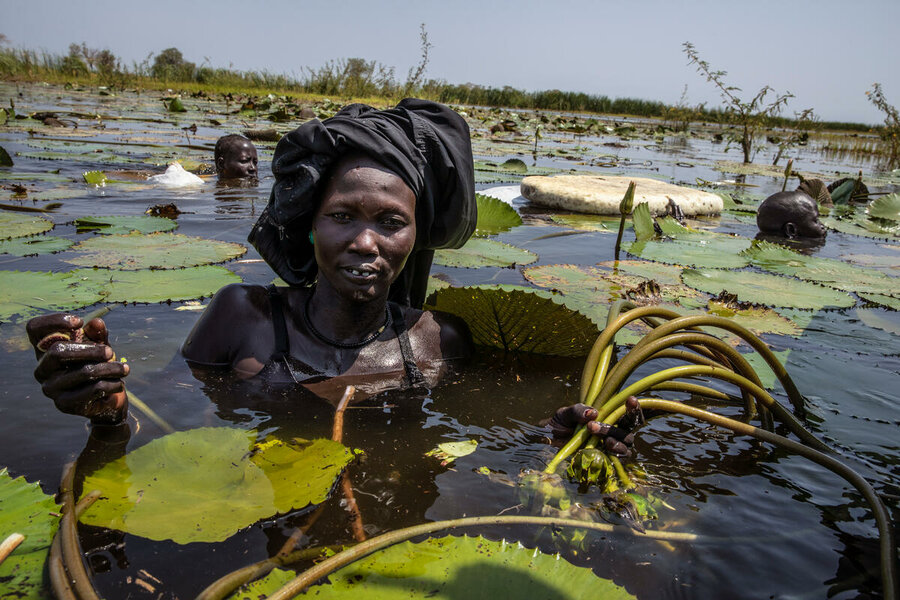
[75, 215, 177, 235]
[741, 349, 791, 390]
[743, 241, 898, 297]
[75, 266, 241, 303]
[79, 428, 356, 544]
[829, 179, 855, 205]
[0, 211, 54, 239]
[65, 232, 246, 270]
[226, 567, 297, 600]
[632, 201, 654, 241]
[0, 236, 73, 256]
[425, 440, 478, 465]
[424, 285, 599, 356]
[548, 213, 623, 232]
[624, 223, 752, 269]
[822, 210, 900, 239]
[681, 268, 855, 310]
[82, 170, 108, 186]
[706, 299, 801, 337]
[0, 108, 7, 126]
[0, 172, 69, 183]
[0, 145, 12, 167]
[0, 270, 106, 323]
[855, 308, 900, 336]
[859, 292, 900, 310]
[167, 98, 187, 113]
[594, 260, 685, 286]
[0, 468, 61, 600]
[474, 193, 522, 236]
[434, 238, 536, 268]
[867, 193, 900, 222]
[299, 535, 635, 599]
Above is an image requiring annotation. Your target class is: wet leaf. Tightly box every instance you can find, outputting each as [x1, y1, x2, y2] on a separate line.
[474, 193, 522, 236]
[75, 215, 177, 235]
[424, 284, 599, 356]
[741, 349, 792, 390]
[434, 238, 536, 268]
[296, 535, 634, 599]
[859, 292, 900, 310]
[65, 232, 246, 270]
[822, 209, 900, 239]
[0, 236, 73, 256]
[867, 193, 900, 222]
[0, 270, 106, 323]
[0, 211, 54, 239]
[425, 440, 478, 464]
[632, 202, 654, 241]
[681, 268, 855, 310]
[226, 568, 296, 600]
[167, 98, 187, 113]
[624, 223, 752, 269]
[75, 266, 240, 303]
[0, 145, 12, 167]
[0, 468, 61, 600]
[548, 213, 623, 232]
[706, 299, 801, 337]
[743, 240, 898, 297]
[82, 170, 108, 186]
[80, 428, 356, 544]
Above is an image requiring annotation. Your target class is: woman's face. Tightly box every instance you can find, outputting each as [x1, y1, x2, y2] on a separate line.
[312, 156, 416, 303]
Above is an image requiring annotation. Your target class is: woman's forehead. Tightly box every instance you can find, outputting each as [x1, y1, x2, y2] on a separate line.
[327, 155, 414, 196]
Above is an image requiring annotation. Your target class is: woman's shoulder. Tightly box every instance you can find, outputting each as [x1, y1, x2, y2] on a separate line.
[404, 305, 473, 360]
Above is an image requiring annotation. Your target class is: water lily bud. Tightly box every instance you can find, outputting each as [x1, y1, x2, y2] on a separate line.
[619, 181, 636, 215]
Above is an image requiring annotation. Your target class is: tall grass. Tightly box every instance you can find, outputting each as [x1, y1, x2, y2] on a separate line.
[0, 45, 880, 134]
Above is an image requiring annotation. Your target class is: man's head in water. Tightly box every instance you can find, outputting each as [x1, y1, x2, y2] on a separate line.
[757, 191, 826, 239]
[215, 135, 258, 180]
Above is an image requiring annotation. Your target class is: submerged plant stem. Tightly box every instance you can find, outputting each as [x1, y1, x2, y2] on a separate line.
[57, 461, 102, 600]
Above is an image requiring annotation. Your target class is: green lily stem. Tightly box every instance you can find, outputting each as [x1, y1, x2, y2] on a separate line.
[604, 399, 897, 600]
[266, 515, 700, 600]
[195, 545, 347, 600]
[610, 314, 806, 414]
[609, 455, 634, 490]
[56, 461, 102, 600]
[647, 381, 732, 401]
[596, 365, 829, 453]
[48, 490, 101, 600]
[125, 390, 174, 434]
[596, 331, 767, 420]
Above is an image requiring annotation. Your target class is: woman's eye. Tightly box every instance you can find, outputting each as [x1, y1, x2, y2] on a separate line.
[330, 213, 351, 222]
[382, 217, 407, 229]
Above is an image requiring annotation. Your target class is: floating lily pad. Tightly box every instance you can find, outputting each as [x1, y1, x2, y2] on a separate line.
[434, 238, 536, 268]
[75, 215, 177, 235]
[0, 236, 73, 256]
[867, 193, 900, 222]
[226, 568, 296, 600]
[475, 193, 522, 236]
[0, 211, 54, 239]
[743, 241, 898, 297]
[624, 221, 752, 269]
[0, 468, 61, 600]
[424, 285, 599, 356]
[859, 292, 900, 310]
[705, 299, 801, 337]
[75, 266, 240, 303]
[681, 268, 855, 310]
[83, 170, 108, 186]
[0, 145, 12, 167]
[297, 535, 634, 599]
[741, 348, 792, 390]
[594, 260, 685, 287]
[80, 428, 356, 544]
[548, 213, 624, 233]
[65, 232, 246, 270]
[425, 440, 478, 465]
[0, 270, 106, 323]
[822, 210, 900, 239]
[632, 202, 654, 241]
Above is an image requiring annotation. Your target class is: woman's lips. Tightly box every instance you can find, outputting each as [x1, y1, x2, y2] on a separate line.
[342, 265, 378, 282]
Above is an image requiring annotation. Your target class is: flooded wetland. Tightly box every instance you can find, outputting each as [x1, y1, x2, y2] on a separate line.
[0, 82, 898, 599]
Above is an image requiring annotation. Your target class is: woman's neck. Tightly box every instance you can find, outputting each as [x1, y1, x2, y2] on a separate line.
[306, 282, 389, 346]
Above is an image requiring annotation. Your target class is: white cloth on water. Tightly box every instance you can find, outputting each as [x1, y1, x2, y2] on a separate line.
[148, 163, 204, 187]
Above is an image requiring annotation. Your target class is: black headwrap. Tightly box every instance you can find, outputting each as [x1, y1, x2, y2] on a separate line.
[248, 98, 476, 308]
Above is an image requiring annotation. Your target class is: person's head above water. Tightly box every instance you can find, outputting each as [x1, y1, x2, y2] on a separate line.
[249, 98, 477, 308]
[214, 134, 258, 180]
[312, 153, 417, 304]
[757, 190, 826, 239]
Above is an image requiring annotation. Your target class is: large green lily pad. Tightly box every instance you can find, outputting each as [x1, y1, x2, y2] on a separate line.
[859, 292, 900, 310]
[867, 193, 900, 222]
[65, 232, 246, 270]
[705, 299, 801, 337]
[0, 270, 106, 323]
[0, 211, 54, 240]
[434, 238, 537, 268]
[79, 428, 356, 544]
[75, 266, 240, 303]
[299, 535, 635, 599]
[475, 193, 522, 236]
[624, 231, 751, 269]
[548, 213, 625, 233]
[743, 241, 898, 297]
[0, 468, 61, 600]
[0, 236, 73, 256]
[681, 268, 855, 310]
[822, 210, 900, 239]
[424, 285, 599, 356]
[75, 215, 177, 235]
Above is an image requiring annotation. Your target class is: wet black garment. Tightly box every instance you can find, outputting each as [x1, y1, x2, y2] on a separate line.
[265, 285, 427, 388]
[248, 99, 476, 308]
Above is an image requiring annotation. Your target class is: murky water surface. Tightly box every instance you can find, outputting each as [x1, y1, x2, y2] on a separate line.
[0, 84, 897, 599]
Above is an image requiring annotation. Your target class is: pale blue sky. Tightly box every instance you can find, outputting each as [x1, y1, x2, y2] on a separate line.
[5, 0, 898, 124]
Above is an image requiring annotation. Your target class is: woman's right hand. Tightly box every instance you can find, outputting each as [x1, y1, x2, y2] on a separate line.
[26, 313, 129, 423]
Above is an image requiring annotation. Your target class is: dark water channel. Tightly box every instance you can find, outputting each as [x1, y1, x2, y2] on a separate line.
[0, 84, 898, 599]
